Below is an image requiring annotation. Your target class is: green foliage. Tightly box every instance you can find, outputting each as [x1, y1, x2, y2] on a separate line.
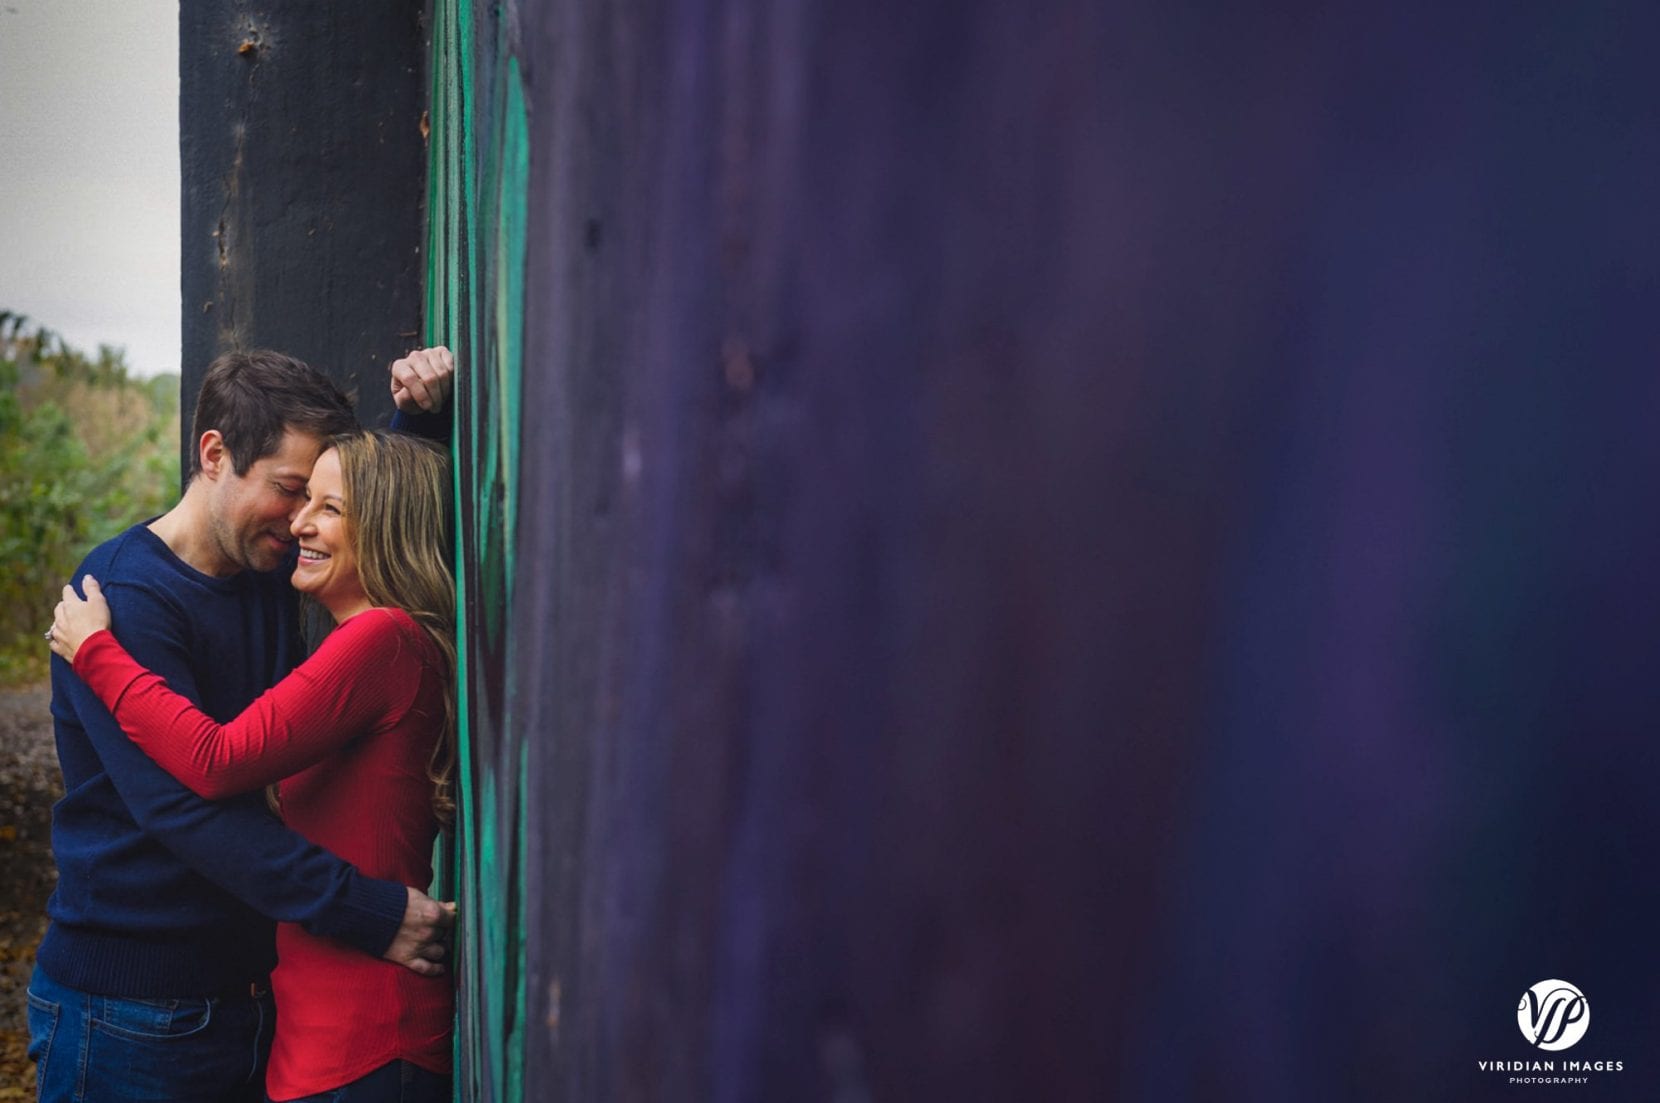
[0, 314, 179, 684]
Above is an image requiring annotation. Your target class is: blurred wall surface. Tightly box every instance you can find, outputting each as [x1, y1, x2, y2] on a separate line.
[195, 0, 1660, 1099]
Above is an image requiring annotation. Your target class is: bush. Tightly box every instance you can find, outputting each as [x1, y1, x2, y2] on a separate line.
[0, 315, 178, 684]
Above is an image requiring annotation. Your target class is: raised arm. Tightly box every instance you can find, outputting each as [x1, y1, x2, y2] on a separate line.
[388, 346, 455, 445]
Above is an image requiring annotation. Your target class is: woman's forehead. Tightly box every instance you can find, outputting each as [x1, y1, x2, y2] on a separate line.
[310, 448, 344, 478]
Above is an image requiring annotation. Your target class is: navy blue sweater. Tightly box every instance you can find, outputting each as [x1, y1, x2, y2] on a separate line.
[39, 525, 409, 997]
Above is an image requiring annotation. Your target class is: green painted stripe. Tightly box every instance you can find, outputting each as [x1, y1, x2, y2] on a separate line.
[425, 2, 532, 1098]
[497, 59, 531, 1103]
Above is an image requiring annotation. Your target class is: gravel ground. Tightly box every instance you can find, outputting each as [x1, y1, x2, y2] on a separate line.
[0, 682, 61, 1097]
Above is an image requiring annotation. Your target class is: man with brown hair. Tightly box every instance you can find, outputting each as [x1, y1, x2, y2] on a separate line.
[29, 348, 456, 1103]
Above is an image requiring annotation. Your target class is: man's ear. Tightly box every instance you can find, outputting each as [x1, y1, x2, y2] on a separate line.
[198, 430, 228, 480]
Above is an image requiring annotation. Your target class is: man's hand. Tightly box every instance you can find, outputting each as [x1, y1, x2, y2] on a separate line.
[383, 886, 457, 977]
[390, 346, 456, 414]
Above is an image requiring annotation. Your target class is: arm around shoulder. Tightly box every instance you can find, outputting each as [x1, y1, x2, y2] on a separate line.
[61, 577, 410, 956]
[73, 605, 415, 799]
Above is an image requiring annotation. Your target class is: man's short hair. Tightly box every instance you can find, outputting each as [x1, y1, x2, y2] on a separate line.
[189, 350, 357, 477]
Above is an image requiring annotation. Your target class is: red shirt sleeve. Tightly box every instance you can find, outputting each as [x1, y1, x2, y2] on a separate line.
[73, 608, 425, 800]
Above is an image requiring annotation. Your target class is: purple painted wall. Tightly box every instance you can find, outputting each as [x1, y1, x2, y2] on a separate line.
[501, 1, 1660, 1099]
[196, 0, 1660, 1096]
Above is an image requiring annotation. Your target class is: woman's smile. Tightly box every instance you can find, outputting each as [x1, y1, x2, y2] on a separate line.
[288, 448, 366, 618]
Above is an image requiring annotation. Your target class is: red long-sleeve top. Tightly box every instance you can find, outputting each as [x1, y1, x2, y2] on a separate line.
[74, 606, 453, 1101]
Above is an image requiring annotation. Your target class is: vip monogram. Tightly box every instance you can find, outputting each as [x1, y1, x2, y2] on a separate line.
[1518, 980, 1589, 1051]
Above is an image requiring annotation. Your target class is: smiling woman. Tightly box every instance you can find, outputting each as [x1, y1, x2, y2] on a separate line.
[291, 448, 361, 615]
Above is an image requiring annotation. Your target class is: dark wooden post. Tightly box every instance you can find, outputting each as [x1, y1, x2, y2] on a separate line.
[179, 0, 428, 461]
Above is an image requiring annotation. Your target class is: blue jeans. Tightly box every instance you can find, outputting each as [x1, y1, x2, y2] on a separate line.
[270, 1060, 450, 1103]
[27, 964, 273, 1103]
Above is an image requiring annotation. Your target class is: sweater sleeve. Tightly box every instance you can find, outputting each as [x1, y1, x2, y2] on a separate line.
[389, 405, 453, 446]
[73, 609, 418, 800]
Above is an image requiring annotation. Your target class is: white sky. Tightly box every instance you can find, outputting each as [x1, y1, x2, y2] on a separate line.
[0, 0, 179, 379]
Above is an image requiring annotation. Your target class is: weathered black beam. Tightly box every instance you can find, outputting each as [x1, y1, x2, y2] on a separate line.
[179, 0, 427, 464]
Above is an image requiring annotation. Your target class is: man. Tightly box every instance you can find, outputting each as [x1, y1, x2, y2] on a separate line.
[29, 347, 458, 1103]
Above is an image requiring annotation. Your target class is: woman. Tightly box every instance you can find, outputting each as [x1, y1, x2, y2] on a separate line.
[49, 429, 456, 1103]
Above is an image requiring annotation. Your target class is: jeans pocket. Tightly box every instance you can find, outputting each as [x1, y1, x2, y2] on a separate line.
[25, 988, 60, 1095]
[87, 994, 252, 1101]
[91, 993, 214, 1042]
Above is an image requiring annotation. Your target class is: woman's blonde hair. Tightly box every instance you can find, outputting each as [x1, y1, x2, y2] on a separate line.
[331, 429, 458, 825]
